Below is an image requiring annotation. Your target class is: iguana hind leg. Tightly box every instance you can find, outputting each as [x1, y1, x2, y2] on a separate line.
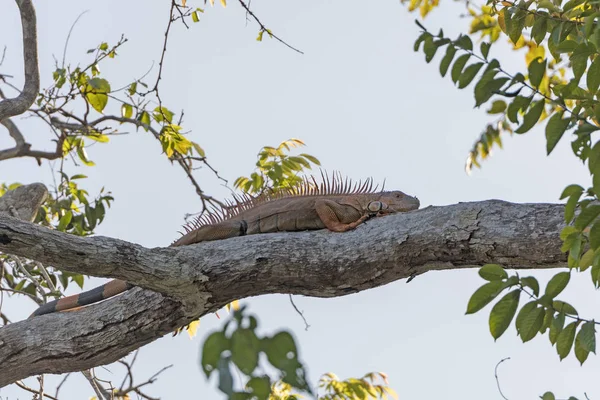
[315, 199, 370, 232]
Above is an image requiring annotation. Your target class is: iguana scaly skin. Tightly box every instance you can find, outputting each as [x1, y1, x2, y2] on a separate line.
[30, 174, 419, 317]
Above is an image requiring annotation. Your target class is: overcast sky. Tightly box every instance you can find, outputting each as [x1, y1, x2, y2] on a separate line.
[1, 0, 599, 399]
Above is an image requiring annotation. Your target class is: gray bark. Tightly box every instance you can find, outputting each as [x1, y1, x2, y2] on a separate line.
[0, 187, 568, 387]
[0, 0, 39, 121]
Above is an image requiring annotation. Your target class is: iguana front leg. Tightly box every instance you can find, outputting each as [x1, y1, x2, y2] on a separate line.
[315, 199, 371, 232]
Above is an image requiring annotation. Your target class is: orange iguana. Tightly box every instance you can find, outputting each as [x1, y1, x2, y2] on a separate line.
[30, 174, 420, 317]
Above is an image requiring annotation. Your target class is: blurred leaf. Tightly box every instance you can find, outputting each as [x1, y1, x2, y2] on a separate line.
[514, 100, 545, 134]
[545, 112, 570, 155]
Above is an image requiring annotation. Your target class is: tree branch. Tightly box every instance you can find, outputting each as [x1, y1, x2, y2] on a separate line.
[0, 198, 569, 386]
[0, 0, 39, 121]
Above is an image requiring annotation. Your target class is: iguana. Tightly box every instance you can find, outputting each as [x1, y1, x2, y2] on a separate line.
[30, 174, 420, 317]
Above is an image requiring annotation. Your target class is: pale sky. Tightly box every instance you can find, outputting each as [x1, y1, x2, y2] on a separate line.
[1, 0, 599, 399]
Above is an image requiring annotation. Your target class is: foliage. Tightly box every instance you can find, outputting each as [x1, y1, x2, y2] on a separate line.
[199, 306, 397, 400]
[407, 0, 600, 376]
[234, 138, 321, 195]
[200, 305, 311, 399]
[0, 177, 111, 304]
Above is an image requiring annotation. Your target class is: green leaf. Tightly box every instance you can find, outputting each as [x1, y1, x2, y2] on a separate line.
[550, 312, 565, 345]
[487, 100, 507, 114]
[87, 134, 109, 143]
[528, 57, 547, 88]
[57, 211, 73, 232]
[299, 153, 321, 166]
[489, 290, 520, 339]
[138, 111, 151, 130]
[439, 46, 457, 77]
[128, 82, 137, 96]
[121, 103, 133, 119]
[560, 184, 584, 200]
[578, 320, 596, 354]
[545, 112, 570, 154]
[451, 54, 471, 84]
[423, 36, 438, 63]
[575, 204, 600, 230]
[455, 35, 473, 50]
[556, 321, 578, 360]
[231, 328, 260, 374]
[591, 222, 600, 250]
[541, 392, 556, 400]
[263, 332, 299, 370]
[507, 95, 532, 123]
[579, 249, 595, 271]
[192, 10, 200, 22]
[200, 332, 229, 377]
[475, 77, 509, 107]
[458, 62, 484, 89]
[553, 300, 578, 316]
[587, 56, 600, 94]
[192, 142, 206, 157]
[414, 32, 429, 52]
[514, 100, 545, 134]
[556, 40, 578, 53]
[478, 264, 508, 281]
[520, 276, 540, 296]
[531, 16, 548, 44]
[516, 302, 545, 342]
[565, 196, 583, 225]
[480, 42, 491, 59]
[84, 78, 111, 113]
[466, 281, 507, 314]
[507, 9, 526, 44]
[246, 376, 272, 400]
[545, 272, 570, 298]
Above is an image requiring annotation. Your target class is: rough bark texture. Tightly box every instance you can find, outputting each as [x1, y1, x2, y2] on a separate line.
[0, 0, 39, 122]
[0, 183, 569, 386]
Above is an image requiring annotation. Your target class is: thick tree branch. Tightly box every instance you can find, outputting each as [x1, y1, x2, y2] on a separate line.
[0, 0, 39, 121]
[0, 199, 568, 386]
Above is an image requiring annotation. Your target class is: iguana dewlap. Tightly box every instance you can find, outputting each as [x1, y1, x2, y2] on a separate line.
[30, 175, 419, 317]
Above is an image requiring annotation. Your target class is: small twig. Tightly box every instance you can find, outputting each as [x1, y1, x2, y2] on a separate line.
[81, 369, 112, 400]
[36, 262, 57, 292]
[237, 0, 304, 54]
[0, 46, 7, 66]
[14, 380, 58, 400]
[11, 255, 46, 299]
[54, 373, 71, 399]
[61, 10, 90, 68]
[37, 374, 45, 400]
[116, 364, 173, 399]
[288, 294, 310, 331]
[494, 357, 511, 400]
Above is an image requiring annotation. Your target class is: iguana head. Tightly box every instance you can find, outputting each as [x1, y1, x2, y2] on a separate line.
[366, 191, 420, 214]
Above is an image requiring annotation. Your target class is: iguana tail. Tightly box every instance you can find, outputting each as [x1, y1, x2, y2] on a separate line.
[29, 279, 134, 317]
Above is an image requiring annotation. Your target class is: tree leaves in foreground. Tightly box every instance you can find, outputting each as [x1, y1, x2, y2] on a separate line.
[409, 0, 600, 374]
[200, 306, 397, 400]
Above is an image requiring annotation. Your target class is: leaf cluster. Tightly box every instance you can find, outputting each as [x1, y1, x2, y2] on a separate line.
[234, 139, 321, 195]
[467, 265, 596, 364]
[200, 306, 311, 400]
